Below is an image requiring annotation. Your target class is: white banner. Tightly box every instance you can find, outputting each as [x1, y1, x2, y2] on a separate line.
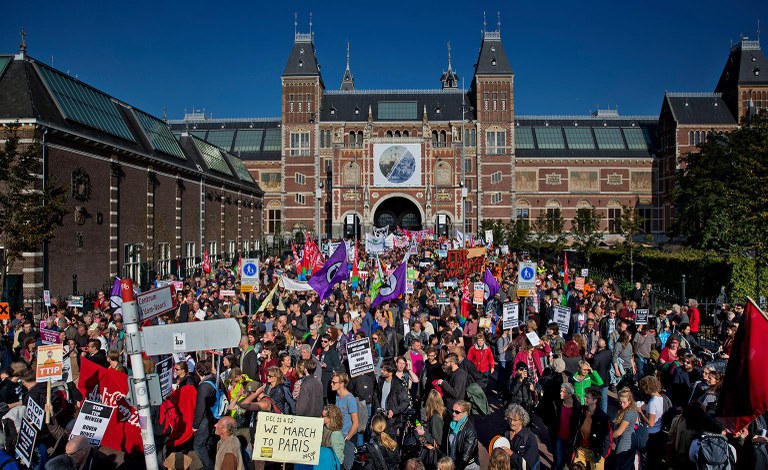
[280, 277, 315, 292]
[253, 413, 324, 465]
[373, 144, 421, 187]
[70, 400, 115, 446]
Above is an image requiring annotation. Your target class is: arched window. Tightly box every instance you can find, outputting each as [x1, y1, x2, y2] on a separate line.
[689, 131, 694, 145]
[515, 200, 531, 228]
[607, 201, 622, 234]
[432, 130, 438, 146]
[349, 131, 356, 147]
[403, 130, 409, 137]
[386, 130, 393, 137]
[357, 131, 363, 146]
[439, 130, 447, 147]
[545, 200, 562, 234]
[394, 130, 401, 137]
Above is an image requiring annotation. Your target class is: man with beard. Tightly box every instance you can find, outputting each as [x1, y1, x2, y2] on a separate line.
[373, 361, 410, 436]
[437, 353, 468, 409]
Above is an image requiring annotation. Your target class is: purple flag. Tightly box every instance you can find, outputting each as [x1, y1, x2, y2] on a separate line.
[371, 260, 407, 308]
[483, 267, 500, 301]
[308, 242, 349, 300]
[108, 277, 123, 314]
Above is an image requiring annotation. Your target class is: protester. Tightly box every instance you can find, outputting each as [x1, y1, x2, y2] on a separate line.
[213, 416, 244, 470]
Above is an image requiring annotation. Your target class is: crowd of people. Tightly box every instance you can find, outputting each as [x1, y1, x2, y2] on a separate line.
[0, 239, 761, 470]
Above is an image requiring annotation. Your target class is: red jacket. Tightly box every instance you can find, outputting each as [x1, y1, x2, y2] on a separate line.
[467, 345, 495, 373]
[689, 307, 701, 333]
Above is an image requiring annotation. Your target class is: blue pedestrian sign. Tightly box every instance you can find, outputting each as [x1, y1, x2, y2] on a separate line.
[520, 266, 535, 281]
[243, 262, 258, 277]
[241, 258, 259, 281]
[517, 261, 536, 293]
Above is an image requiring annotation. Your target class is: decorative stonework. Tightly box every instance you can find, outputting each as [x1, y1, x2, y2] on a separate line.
[606, 173, 623, 185]
[71, 168, 91, 201]
[545, 173, 561, 185]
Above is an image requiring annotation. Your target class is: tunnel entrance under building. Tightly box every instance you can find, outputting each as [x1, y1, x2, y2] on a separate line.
[374, 197, 422, 231]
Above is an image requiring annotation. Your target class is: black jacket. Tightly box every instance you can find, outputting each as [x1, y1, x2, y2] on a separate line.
[449, 418, 479, 469]
[381, 326, 398, 360]
[509, 376, 536, 410]
[240, 348, 259, 379]
[591, 348, 612, 387]
[506, 426, 541, 470]
[373, 376, 410, 431]
[85, 349, 108, 368]
[349, 372, 377, 404]
[193, 376, 219, 429]
[570, 405, 612, 459]
[441, 368, 469, 409]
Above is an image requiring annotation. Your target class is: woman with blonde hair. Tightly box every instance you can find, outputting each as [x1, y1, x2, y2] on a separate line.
[416, 390, 448, 468]
[609, 387, 638, 470]
[488, 447, 512, 470]
[435, 457, 454, 470]
[365, 414, 400, 469]
[448, 400, 479, 469]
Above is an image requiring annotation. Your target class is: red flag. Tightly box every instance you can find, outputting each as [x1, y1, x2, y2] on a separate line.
[202, 249, 211, 274]
[716, 299, 768, 431]
[77, 358, 143, 453]
[563, 252, 569, 287]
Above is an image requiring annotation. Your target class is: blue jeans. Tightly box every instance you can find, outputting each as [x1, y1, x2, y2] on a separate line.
[554, 436, 570, 470]
[636, 355, 647, 377]
[193, 419, 215, 470]
[600, 386, 608, 414]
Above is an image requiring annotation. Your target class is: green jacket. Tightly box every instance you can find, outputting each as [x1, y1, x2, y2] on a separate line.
[572, 370, 603, 404]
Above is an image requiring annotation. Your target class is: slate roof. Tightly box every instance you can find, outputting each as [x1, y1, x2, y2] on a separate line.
[283, 35, 323, 82]
[474, 31, 513, 76]
[321, 89, 474, 122]
[0, 54, 261, 195]
[514, 115, 658, 159]
[663, 93, 737, 126]
[716, 39, 768, 89]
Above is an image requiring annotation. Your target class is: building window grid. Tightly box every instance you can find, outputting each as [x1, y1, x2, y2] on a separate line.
[378, 101, 418, 120]
[491, 171, 502, 184]
[267, 209, 281, 234]
[486, 130, 506, 155]
[157, 243, 171, 277]
[208, 241, 218, 263]
[289, 132, 310, 156]
[623, 127, 652, 150]
[534, 127, 566, 149]
[184, 242, 196, 274]
[491, 193, 503, 204]
[594, 127, 626, 150]
[123, 243, 143, 287]
[545, 208, 561, 234]
[564, 127, 596, 149]
[515, 127, 535, 149]
[515, 208, 530, 228]
[228, 240, 237, 260]
[295, 173, 306, 185]
[608, 208, 621, 234]
[295, 194, 306, 205]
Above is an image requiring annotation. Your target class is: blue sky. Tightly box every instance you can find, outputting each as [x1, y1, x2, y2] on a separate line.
[2, 1, 766, 119]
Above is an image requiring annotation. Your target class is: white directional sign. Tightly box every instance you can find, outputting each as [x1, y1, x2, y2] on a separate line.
[141, 318, 242, 356]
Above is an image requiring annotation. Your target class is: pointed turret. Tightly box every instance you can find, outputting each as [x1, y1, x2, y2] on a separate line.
[283, 13, 323, 86]
[473, 14, 512, 76]
[440, 42, 458, 89]
[341, 41, 355, 91]
[714, 36, 768, 119]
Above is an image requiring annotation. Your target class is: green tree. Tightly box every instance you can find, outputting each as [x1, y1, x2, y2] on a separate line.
[619, 205, 644, 282]
[673, 113, 768, 255]
[532, 209, 567, 253]
[506, 218, 531, 251]
[571, 208, 603, 261]
[0, 125, 66, 297]
[479, 218, 506, 246]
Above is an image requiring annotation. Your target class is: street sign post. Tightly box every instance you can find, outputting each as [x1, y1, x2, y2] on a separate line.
[141, 318, 242, 356]
[136, 284, 177, 322]
[517, 261, 536, 298]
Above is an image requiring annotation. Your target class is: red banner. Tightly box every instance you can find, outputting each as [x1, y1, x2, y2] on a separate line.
[445, 250, 485, 279]
[77, 358, 143, 453]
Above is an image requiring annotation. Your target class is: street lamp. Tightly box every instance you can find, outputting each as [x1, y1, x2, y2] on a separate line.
[316, 182, 323, 244]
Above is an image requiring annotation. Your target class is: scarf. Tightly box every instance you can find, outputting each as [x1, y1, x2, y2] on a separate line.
[450, 416, 467, 434]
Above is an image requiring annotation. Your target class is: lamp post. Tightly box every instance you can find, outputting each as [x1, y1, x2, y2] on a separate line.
[316, 182, 322, 245]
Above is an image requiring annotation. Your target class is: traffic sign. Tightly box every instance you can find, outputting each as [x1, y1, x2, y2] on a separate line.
[518, 261, 536, 293]
[0, 302, 9, 321]
[136, 284, 177, 322]
[241, 259, 259, 280]
[141, 318, 242, 356]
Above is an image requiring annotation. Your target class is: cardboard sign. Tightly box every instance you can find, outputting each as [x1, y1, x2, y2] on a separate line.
[445, 250, 485, 279]
[156, 356, 174, 399]
[220, 289, 236, 297]
[553, 306, 571, 336]
[473, 282, 485, 305]
[575, 277, 585, 291]
[346, 338, 375, 378]
[526, 332, 541, 347]
[43, 290, 51, 307]
[253, 413, 324, 465]
[36, 344, 63, 382]
[67, 295, 84, 308]
[502, 302, 519, 330]
[436, 292, 449, 306]
[40, 328, 61, 345]
[70, 400, 115, 446]
[442, 281, 457, 288]
[136, 284, 178, 322]
[25, 396, 45, 430]
[636, 309, 649, 325]
[16, 419, 36, 467]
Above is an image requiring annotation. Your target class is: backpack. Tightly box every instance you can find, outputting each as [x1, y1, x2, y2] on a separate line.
[203, 380, 229, 420]
[281, 384, 296, 415]
[696, 433, 735, 470]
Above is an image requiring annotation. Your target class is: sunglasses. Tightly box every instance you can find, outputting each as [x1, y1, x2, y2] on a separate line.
[452, 409, 463, 414]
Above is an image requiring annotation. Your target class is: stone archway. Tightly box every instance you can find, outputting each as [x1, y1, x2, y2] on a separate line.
[373, 196, 423, 231]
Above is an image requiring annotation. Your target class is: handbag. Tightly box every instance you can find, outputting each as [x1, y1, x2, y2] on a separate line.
[419, 439, 444, 468]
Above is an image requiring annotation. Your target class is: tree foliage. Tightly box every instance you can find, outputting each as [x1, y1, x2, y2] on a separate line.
[0, 125, 66, 296]
[571, 208, 603, 259]
[673, 113, 768, 256]
[532, 209, 567, 252]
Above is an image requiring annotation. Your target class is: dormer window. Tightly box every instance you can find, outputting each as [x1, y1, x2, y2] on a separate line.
[752, 56, 757, 62]
[300, 48, 305, 55]
[755, 68, 761, 76]
[330, 107, 336, 116]
[354, 107, 360, 115]
[298, 60, 304, 67]
[491, 58, 497, 66]
[491, 45, 496, 52]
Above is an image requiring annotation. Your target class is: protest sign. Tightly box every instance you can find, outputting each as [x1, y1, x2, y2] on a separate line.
[172, 281, 184, 291]
[436, 292, 449, 305]
[553, 306, 571, 336]
[67, 295, 84, 308]
[16, 419, 36, 467]
[220, 290, 236, 297]
[473, 282, 485, 305]
[253, 413, 324, 465]
[575, 277, 585, 291]
[581, 268, 589, 277]
[136, 284, 177, 322]
[636, 309, 649, 325]
[40, 328, 61, 345]
[36, 344, 63, 382]
[526, 332, 541, 347]
[70, 400, 115, 446]
[346, 338, 374, 377]
[43, 290, 51, 307]
[156, 356, 174, 399]
[442, 280, 457, 288]
[445, 250, 485, 279]
[502, 302, 519, 330]
[25, 396, 44, 430]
